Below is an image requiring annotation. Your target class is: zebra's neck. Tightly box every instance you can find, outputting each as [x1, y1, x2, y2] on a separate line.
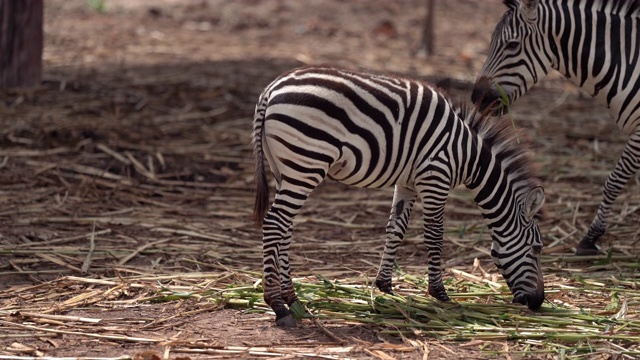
[457, 109, 536, 221]
[465, 136, 509, 221]
[542, 0, 638, 104]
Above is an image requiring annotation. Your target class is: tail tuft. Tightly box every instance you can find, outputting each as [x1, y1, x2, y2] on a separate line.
[253, 157, 269, 226]
[252, 89, 270, 227]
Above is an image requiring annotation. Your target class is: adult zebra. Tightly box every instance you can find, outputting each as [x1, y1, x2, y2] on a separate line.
[471, 0, 640, 256]
[253, 66, 546, 327]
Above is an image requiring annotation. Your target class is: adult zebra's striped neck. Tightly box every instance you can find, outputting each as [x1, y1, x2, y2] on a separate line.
[538, 0, 640, 89]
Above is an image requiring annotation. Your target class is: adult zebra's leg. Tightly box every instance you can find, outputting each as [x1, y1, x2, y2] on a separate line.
[576, 129, 640, 255]
[262, 178, 320, 327]
[375, 186, 417, 294]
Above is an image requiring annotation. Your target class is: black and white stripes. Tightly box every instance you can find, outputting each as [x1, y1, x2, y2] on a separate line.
[254, 66, 546, 327]
[471, 0, 640, 255]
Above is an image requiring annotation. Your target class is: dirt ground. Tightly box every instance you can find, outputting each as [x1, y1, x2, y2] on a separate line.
[1, 0, 640, 359]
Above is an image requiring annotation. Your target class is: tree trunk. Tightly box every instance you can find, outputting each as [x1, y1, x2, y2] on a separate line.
[0, 0, 43, 88]
[420, 0, 435, 56]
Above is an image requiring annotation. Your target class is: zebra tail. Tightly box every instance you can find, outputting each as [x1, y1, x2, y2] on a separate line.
[252, 90, 270, 227]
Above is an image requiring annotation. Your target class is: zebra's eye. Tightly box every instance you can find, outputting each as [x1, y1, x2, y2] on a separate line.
[505, 41, 520, 51]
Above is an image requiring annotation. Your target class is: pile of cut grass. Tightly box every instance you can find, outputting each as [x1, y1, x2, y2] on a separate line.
[141, 263, 640, 356]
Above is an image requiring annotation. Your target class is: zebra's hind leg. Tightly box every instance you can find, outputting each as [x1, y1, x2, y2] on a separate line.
[279, 228, 301, 307]
[278, 229, 307, 322]
[375, 186, 416, 294]
[576, 129, 640, 256]
[262, 178, 322, 327]
[262, 206, 295, 327]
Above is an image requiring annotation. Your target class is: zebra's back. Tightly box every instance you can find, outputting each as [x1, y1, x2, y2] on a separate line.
[257, 66, 457, 189]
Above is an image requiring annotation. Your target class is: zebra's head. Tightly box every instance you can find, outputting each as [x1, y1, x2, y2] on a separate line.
[472, 0, 553, 114]
[490, 185, 546, 309]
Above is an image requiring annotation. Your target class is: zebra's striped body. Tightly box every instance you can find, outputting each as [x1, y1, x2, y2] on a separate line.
[254, 66, 545, 327]
[472, 0, 640, 255]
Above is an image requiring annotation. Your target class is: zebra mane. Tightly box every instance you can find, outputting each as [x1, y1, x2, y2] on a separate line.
[456, 104, 539, 197]
[503, 0, 640, 16]
[503, 0, 518, 11]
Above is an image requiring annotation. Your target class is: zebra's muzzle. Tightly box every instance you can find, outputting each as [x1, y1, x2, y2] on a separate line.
[512, 276, 545, 310]
[471, 77, 508, 116]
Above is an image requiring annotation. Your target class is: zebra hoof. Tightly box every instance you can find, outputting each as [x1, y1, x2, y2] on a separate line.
[375, 278, 393, 294]
[275, 314, 297, 328]
[512, 292, 544, 310]
[428, 285, 451, 303]
[575, 240, 599, 256]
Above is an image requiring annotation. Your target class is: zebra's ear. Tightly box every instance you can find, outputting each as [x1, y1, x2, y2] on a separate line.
[524, 186, 545, 220]
[520, 0, 540, 20]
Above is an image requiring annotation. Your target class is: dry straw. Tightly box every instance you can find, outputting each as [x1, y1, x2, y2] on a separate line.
[2, 54, 639, 359]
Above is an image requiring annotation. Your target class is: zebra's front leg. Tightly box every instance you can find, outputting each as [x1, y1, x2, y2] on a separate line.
[424, 209, 450, 302]
[375, 186, 417, 294]
[576, 129, 640, 255]
[417, 187, 450, 302]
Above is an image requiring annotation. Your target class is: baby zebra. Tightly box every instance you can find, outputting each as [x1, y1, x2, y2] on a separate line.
[252, 66, 545, 327]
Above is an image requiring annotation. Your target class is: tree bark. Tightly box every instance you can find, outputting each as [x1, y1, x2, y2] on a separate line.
[0, 0, 43, 88]
[420, 0, 435, 56]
